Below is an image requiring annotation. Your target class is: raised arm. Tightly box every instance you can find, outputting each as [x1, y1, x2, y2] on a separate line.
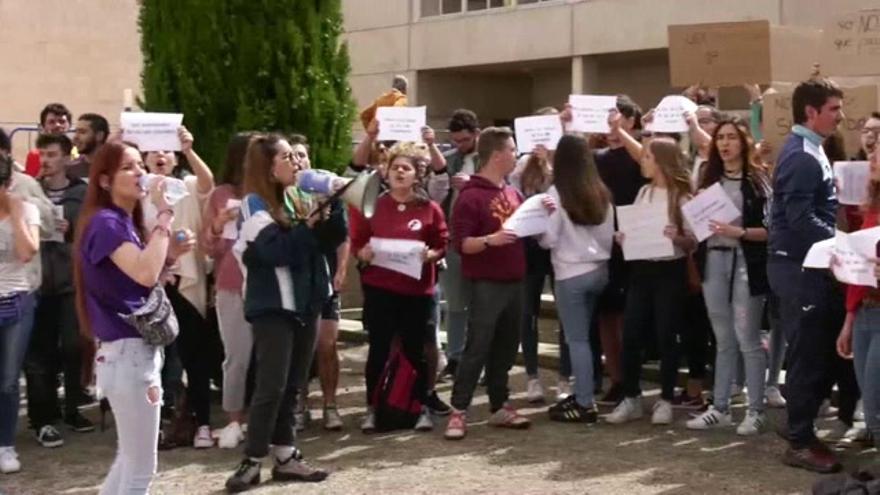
[179, 126, 215, 195]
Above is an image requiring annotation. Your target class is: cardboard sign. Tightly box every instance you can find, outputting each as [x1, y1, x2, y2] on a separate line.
[763, 86, 879, 163]
[376, 106, 426, 142]
[568, 95, 617, 133]
[645, 95, 698, 133]
[668, 21, 821, 87]
[120, 112, 184, 152]
[514, 115, 563, 152]
[823, 10, 880, 77]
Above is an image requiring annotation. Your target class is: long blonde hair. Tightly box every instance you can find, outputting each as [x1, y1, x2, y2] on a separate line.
[648, 137, 693, 232]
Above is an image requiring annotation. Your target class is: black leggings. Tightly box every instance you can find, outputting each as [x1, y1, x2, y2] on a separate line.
[163, 284, 212, 426]
[363, 285, 432, 406]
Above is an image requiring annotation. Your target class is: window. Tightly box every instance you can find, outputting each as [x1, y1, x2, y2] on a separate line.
[420, 0, 519, 18]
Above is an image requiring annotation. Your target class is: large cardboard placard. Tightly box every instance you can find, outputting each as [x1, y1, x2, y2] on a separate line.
[762, 85, 879, 163]
[823, 9, 880, 77]
[668, 21, 821, 87]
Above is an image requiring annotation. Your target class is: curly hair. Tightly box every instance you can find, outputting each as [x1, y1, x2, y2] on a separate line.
[385, 141, 432, 204]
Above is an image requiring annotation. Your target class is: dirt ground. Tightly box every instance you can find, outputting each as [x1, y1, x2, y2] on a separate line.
[0, 344, 869, 495]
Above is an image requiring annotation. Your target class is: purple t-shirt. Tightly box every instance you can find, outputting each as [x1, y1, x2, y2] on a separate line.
[79, 207, 151, 342]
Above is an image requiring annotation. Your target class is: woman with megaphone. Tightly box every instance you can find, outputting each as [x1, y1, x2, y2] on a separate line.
[349, 142, 449, 433]
[225, 133, 345, 492]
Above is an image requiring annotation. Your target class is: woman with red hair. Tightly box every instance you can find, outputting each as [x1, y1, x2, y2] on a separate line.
[74, 141, 193, 494]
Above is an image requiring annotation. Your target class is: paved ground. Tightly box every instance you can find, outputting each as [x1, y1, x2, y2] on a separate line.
[1, 343, 870, 495]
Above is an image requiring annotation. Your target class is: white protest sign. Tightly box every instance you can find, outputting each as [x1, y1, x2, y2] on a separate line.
[646, 96, 698, 133]
[376, 106, 426, 142]
[514, 115, 563, 152]
[616, 203, 675, 260]
[47, 205, 64, 243]
[222, 199, 242, 240]
[568, 95, 617, 134]
[369, 237, 425, 280]
[120, 112, 184, 152]
[804, 227, 880, 287]
[681, 183, 742, 242]
[503, 193, 550, 237]
[834, 161, 870, 206]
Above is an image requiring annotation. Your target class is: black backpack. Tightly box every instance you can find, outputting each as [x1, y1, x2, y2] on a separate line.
[813, 470, 880, 495]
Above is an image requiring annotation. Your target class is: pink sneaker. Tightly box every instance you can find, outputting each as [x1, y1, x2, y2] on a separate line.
[488, 405, 531, 429]
[444, 410, 467, 440]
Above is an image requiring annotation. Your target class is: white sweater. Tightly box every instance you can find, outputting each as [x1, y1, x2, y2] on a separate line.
[538, 186, 614, 281]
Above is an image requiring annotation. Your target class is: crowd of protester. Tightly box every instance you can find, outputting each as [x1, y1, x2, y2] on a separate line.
[0, 71, 878, 493]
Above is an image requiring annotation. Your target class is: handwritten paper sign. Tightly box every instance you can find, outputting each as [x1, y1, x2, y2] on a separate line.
[370, 237, 425, 280]
[376, 106, 426, 142]
[503, 193, 550, 237]
[47, 205, 64, 243]
[646, 96, 698, 133]
[763, 86, 879, 164]
[222, 199, 242, 240]
[804, 228, 880, 287]
[616, 203, 675, 261]
[681, 183, 741, 242]
[823, 10, 880, 77]
[120, 112, 184, 152]
[514, 115, 563, 152]
[835, 161, 870, 206]
[568, 95, 617, 134]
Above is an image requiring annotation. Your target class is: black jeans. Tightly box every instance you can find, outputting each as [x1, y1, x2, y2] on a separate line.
[451, 280, 524, 412]
[24, 293, 82, 427]
[246, 313, 316, 459]
[163, 284, 212, 426]
[621, 259, 687, 401]
[681, 291, 711, 381]
[768, 259, 845, 448]
[363, 285, 432, 406]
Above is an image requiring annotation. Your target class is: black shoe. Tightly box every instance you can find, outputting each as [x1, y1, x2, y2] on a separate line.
[438, 360, 458, 383]
[548, 396, 598, 424]
[596, 383, 625, 406]
[36, 425, 64, 448]
[226, 458, 261, 493]
[65, 411, 96, 433]
[425, 391, 452, 416]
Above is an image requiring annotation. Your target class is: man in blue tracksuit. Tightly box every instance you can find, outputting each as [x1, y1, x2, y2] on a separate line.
[767, 78, 845, 473]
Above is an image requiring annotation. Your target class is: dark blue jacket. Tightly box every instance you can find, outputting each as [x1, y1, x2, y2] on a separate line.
[768, 127, 837, 263]
[234, 194, 347, 323]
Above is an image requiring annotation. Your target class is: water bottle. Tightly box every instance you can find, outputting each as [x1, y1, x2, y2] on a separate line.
[139, 174, 190, 205]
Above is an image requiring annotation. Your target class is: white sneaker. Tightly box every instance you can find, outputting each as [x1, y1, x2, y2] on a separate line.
[526, 378, 545, 404]
[414, 408, 433, 432]
[605, 397, 643, 424]
[193, 425, 214, 449]
[0, 447, 20, 474]
[651, 399, 673, 425]
[323, 407, 344, 431]
[361, 411, 376, 434]
[736, 410, 765, 436]
[765, 386, 786, 408]
[217, 422, 244, 449]
[840, 423, 870, 447]
[686, 406, 732, 430]
[556, 378, 572, 402]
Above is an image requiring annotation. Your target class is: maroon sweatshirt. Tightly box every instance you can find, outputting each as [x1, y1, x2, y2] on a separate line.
[451, 175, 526, 282]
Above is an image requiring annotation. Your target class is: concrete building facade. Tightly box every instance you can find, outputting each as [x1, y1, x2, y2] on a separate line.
[342, 0, 880, 136]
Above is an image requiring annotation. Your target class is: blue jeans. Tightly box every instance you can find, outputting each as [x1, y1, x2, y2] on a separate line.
[702, 249, 766, 413]
[554, 266, 608, 408]
[440, 249, 471, 362]
[0, 291, 37, 446]
[853, 307, 880, 445]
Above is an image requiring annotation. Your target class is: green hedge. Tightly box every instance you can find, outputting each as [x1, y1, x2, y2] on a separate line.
[139, 0, 355, 174]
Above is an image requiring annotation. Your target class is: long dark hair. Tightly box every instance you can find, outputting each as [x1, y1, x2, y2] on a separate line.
[553, 135, 611, 225]
[219, 132, 254, 194]
[700, 119, 769, 197]
[243, 133, 293, 226]
[648, 138, 692, 231]
[73, 141, 146, 377]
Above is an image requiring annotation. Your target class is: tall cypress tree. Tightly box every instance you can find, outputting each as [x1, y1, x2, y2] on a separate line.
[139, 0, 355, 172]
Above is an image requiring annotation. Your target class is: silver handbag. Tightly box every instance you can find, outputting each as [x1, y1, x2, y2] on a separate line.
[118, 285, 179, 346]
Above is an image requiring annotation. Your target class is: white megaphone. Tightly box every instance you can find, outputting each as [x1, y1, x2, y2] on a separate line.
[297, 169, 382, 219]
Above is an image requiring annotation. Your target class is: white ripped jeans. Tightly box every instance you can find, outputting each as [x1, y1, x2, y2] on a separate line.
[95, 338, 163, 495]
